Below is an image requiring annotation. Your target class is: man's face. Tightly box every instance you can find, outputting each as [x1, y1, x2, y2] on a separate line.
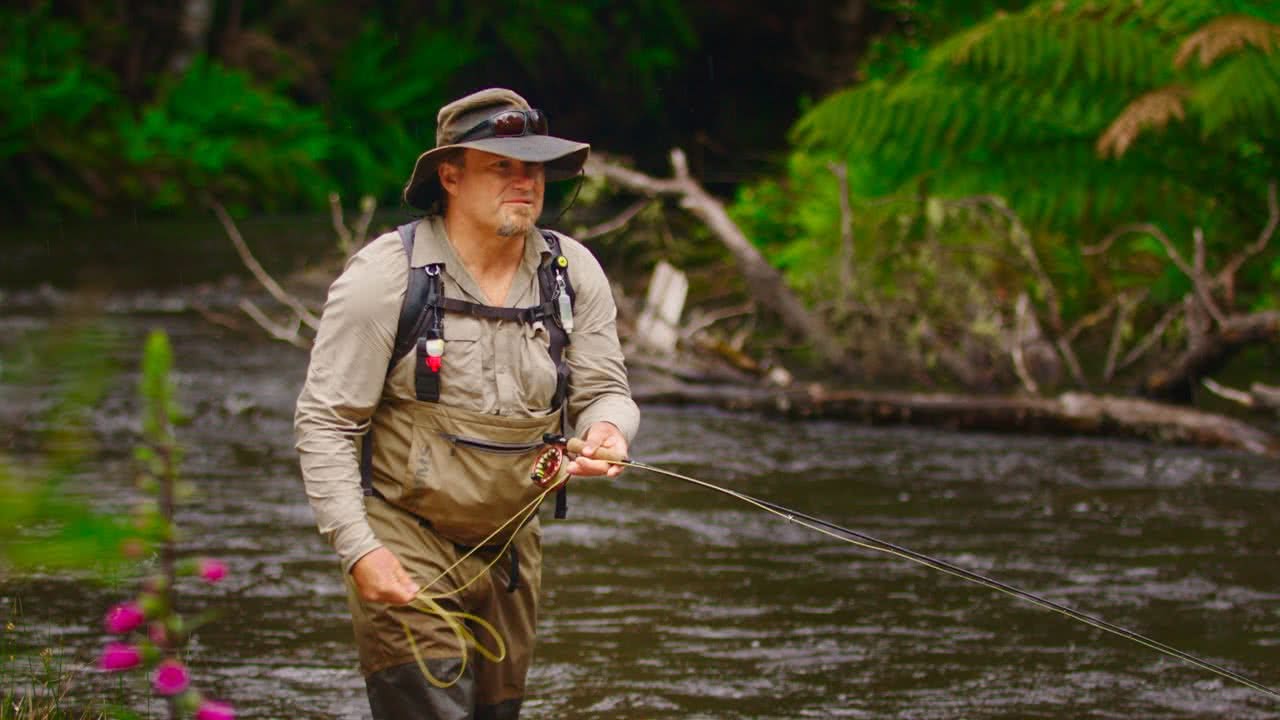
[442, 149, 546, 237]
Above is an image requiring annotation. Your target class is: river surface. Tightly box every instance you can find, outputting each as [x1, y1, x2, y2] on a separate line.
[2, 283, 1279, 719]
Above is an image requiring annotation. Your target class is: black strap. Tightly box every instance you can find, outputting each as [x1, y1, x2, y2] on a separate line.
[392, 223, 430, 369]
[360, 429, 375, 496]
[436, 296, 555, 323]
[538, 230, 575, 409]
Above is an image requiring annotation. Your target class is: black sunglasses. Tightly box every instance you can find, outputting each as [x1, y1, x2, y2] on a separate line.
[456, 109, 549, 143]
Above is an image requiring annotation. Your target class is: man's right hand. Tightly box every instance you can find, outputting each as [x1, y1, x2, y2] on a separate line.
[350, 546, 420, 605]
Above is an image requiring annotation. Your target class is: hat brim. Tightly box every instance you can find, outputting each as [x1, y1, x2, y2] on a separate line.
[403, 135, 590, 211]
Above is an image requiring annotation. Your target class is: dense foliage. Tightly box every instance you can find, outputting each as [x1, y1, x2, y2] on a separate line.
[0, 1, 702, 218]
[729, 0, 1279, 387]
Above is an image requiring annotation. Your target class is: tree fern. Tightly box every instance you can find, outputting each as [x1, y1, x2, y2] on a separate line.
[796, 0, 1278, 237]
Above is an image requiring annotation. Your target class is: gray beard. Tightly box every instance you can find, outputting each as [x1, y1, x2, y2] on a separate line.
[496, 221, 524, 237]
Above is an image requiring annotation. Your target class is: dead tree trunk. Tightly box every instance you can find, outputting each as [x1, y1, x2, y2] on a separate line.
[630, 371, 1280, 456]
[1142, 311, 1280, 402]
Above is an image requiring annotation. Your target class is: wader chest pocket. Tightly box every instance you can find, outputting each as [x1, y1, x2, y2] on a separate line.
[402, 409, 559, 547]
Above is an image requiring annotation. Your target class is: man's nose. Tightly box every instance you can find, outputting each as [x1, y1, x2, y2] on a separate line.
[512, 162, 542, 184]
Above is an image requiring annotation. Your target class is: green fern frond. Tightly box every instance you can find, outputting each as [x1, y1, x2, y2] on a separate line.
[1192, 47, 1280, 132]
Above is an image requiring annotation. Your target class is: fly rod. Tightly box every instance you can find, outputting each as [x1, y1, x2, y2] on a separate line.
[563, 438, 1279, 701]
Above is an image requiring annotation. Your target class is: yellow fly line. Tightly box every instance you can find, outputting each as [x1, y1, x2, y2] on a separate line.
[400, 478, 562, 689]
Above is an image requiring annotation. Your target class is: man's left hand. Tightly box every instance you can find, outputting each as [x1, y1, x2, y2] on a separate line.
[565, 422, 627, 478]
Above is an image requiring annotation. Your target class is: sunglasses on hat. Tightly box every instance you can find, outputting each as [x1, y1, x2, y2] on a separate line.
[456, 109, 549, 143]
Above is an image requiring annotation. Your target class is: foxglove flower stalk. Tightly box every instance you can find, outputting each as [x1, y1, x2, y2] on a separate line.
[99, 642, 141, 671]
[198, 558, 227, 584]
[195, 699, 235, 720]
[153, 658, 190, 695]
[104, 601, 145, 634]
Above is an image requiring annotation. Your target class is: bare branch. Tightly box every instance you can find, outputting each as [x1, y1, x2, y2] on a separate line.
[329, 192, 353, 257]
[1011, 293, 1039, 394]
[1063, 295, 1120, 344]
[681, 302, 757, 340]
[1055, 337, 1088, 388]
[826, 161, 856, 298]
[352, 195, 377, 250]
[578, 198, 652, 240]
[330, 193, 378, 260]
[948, 195, 1062, 331]
[1082, 222, 1164, 256]
[192, 302, 248, 333]
[1217, 179, 1279, 296]
[209, 199, 320, 330]
[238, 298, 311, 349]
[1202, 377, 1256, 407]
[1190, 227, 1227, 325]
[1104, 290, 1148, 381]
[1117, 302, 1181, 373]
[1113, 221, 1226, 327]
[586, 150, 852, 371]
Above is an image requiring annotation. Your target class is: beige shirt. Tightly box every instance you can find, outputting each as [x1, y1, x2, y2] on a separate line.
[294, 217, 640, 572]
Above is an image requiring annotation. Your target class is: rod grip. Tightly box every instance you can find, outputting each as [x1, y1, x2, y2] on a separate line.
[566, 437, 627, 463]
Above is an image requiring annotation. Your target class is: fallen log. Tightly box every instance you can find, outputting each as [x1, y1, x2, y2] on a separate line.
[630, 371, 1280, 456]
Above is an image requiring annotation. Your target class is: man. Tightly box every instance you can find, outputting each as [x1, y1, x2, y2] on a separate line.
[295, 88, 640, 719]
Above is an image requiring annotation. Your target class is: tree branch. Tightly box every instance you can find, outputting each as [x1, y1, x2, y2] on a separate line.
[1201, 377, 1256, 407]
[208, 197, 320, 332]
[1011, 293, 1039, 394]
[948, 195, 1062, 330]
[586, 150, 852, 371]
[578, 198, 652, 240]
[826, 161, 856, 301]
[1103, 290, 1148, 381]
[1117, 302, 1181, 373]
[238, 298, 311, 349]
[1216, 179, 1278, 302]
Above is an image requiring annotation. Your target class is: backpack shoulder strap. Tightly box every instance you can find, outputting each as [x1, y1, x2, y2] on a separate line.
[391, 221, 438, 370]
[537, 229, 576, 401]
[538, 229, 578, 519]
[539, 229, 577, 306]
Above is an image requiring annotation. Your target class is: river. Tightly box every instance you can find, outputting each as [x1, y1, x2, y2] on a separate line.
[2, 246, 1278, 719]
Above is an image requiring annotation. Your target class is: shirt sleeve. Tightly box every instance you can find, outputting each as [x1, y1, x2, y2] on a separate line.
[560, 237, 641, 443]
[294, 233, 405, 573]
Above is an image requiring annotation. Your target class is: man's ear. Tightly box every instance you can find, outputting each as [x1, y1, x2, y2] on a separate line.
[438, 160, 461, 196]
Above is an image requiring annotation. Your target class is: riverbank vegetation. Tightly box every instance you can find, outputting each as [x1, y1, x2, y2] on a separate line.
[4, 1, 1277, 444]
[2, 328, 234, 718]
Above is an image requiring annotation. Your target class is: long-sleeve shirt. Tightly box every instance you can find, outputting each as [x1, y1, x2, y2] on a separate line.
[294, 216, 640, 572]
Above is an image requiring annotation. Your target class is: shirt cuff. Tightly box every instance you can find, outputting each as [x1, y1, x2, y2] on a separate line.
[333, 521, 384, 575]
[573, 395, 640, 445]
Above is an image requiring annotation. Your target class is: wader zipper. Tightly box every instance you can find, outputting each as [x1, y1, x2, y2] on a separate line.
[441, 434, 545, 454]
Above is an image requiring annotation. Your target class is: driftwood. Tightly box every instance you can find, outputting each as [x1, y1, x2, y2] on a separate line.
[1142, 310, 1280, 401]
[1203, 378, 1280, 412]
[630, 372, 1280, 456]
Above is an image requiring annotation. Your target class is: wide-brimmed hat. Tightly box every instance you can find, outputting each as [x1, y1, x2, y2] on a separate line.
[402, 88, 590, 212]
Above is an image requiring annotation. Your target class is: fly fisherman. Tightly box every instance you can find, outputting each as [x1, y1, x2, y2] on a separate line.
[295, 88, 639, 719]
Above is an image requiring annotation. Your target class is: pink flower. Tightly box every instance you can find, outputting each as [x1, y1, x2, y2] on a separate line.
[99, 642, 141, 671]
[198, 558, 227, 584]
[195, 700, 235, 720]
[152, 659, 190, 696]
[104, 602, 145, 634]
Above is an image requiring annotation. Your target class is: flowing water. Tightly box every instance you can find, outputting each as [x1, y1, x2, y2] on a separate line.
[2, 248, 1278, 718]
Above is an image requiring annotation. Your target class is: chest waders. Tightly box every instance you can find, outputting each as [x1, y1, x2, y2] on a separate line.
[360, 221, 575, 549]
[352, 223, 576, 719]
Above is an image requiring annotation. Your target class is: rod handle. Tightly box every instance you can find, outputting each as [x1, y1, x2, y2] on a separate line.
[566, 437, 627, 463]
